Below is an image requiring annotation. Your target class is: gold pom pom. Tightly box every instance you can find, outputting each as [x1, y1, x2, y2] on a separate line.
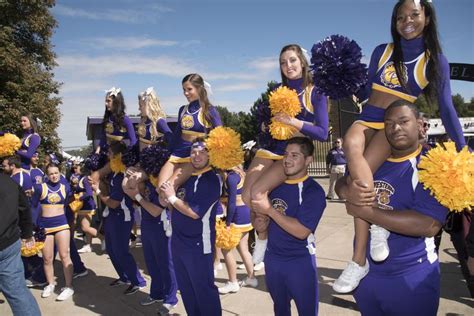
[69, 194, 83, 212]
[269, 118, 299, 140]
[21, 242, 45, 257]
[215, 219, 242, 250]
[269, 86, 301, 117]
[418, 142, 474, 212]
[206, 126, 244, 170]
[110, 154, 126, 173]
[0, 133, 22, 158]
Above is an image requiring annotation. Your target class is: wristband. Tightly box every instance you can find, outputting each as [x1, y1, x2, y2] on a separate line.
[95, 189, 101, 195]
[135, 194, 143, 203]
[168, 195, 178, 205]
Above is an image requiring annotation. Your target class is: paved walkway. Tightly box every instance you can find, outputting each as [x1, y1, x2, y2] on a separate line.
[1, 178, 473, 315]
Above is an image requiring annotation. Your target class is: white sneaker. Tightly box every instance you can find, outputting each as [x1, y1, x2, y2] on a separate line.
[157, 303, 177, 315]
[370, 225, 390, 262]
[252, 238, 267, 264]
[240, 277, 258, 288]
[41, 284, 55, 298]
[253, 262, 265, 271]
[218, 281, 240, 294]
[56, 287, 74, 301]
[215, 262, 223, 270]
[237, 263, 245, 270]
[333, 261, 369, 294]
[78, 244, 92, 253]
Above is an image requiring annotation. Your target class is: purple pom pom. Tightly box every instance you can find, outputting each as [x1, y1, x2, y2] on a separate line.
[254, 82, 279, 148]
[139, 141, 170, 176]
[34, 227, 46, 242]
[311, 34, 368, 100]
[84, 151, 107, 171]
[121, 144, 140, 167]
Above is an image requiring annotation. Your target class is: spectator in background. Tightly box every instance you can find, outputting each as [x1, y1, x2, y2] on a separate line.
[0, 174, 41, 315]
[325, 138, 346, 200]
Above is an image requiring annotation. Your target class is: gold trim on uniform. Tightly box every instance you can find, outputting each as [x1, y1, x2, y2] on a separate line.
[354, 120, 385, 130]
[181, 114, 195, 129]
[168, 156, 191, 164]
[255, 149, 284, 161]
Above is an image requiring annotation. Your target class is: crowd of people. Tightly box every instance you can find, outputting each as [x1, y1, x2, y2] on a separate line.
[0, 1, 472, 315]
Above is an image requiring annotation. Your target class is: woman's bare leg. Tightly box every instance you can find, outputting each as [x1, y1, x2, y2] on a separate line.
[236, 232, 254, 279]
[222, 249, 237, 283]
[55, 229, 73, 288]
[42, 235, 55, 285]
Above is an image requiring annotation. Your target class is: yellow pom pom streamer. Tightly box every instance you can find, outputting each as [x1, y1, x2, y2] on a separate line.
[215, 219, 242, 250]
[21, 242, 45, 257]
[268, 86, 301, 140]
[69, 193, 83, 212]
[0, 133, 22, 157]
[110, 154, 126, 173]
[149, 175, 159, 188]
[268, 86, 301, 117]
[418, 142, 474, 212]
[269, 119, 299, 140]
[206, 126, 244, 170]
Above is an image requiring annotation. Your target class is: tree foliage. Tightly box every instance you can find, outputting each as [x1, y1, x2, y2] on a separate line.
[415, 93, 474, 118]
[215, 81, 279, 146]
[0, 0, 61, 154]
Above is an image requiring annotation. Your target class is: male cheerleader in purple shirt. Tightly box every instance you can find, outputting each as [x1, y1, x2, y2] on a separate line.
[160, 138, 222, 316]
[252, 137, 326, 316]
[336, 100, 448, 315]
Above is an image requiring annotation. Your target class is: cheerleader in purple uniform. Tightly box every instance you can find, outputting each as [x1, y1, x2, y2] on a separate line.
[16, 113, 41, 171]
[334, 0, 467, 293]
[157, 74, 222, 192]
[218, 166, 258, 294]
[122, 87, 172, 190]
[252, 138, 326, 316]
[160, 139, 222, 316]
[338, 101, 447, 315]
[91, 142, 146, 295]
[124, 180, 178, 310]
[73, 168, 99, 254]
[243, 45, 329, 264]
[33, 164, 74, 301]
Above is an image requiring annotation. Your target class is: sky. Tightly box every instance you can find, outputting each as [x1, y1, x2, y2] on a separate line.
[51, 0, 474, 148]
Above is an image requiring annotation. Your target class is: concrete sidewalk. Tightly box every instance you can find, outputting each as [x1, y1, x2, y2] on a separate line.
[1, 178, 473, 315]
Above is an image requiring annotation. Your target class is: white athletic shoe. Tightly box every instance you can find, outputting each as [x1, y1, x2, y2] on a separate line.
[237, 263, 246, 270]
[56, 287, 74, 301]
[78, 244, 92, 253]
[157, 303, 177, 315]
[215, 262, 223, 270]
[41, 284, 55, 298]
[370, 224, 390, 262]
[218, 281, 240, 294]
[332, 261, 369, 293]
[253, 262, 265, 271]
[252, 238, 267, 264]
[240, 277, 258, 288]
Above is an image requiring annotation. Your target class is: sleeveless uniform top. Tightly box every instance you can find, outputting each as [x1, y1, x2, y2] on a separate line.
[39, 183, 67, 209]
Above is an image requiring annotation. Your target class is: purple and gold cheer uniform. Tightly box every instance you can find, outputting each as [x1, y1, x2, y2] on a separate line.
[224, 169, 252, 232]
[265, 175, 326, 316]
[354, 146, 448, 315]
[73, 177, 96, 216]
[357, 37, 465, 150]
[103, 172, 146, 287]
[36, 182, 69, 235]
[168, 100, 222, 163]
[256, 78, 329, 160]
[171, 166, 222, 315]
[137, 117, 173, 146]
[140, 181, 178, 305]
[99, 115, 137, 148]
[16, 130, 41, 170]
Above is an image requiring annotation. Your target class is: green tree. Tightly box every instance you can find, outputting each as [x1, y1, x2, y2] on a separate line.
[0, 0, 61, 154]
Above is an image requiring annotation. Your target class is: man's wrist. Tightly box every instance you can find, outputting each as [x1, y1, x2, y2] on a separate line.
[168, 195, 178, 205]
[135, 193, 143, 203]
